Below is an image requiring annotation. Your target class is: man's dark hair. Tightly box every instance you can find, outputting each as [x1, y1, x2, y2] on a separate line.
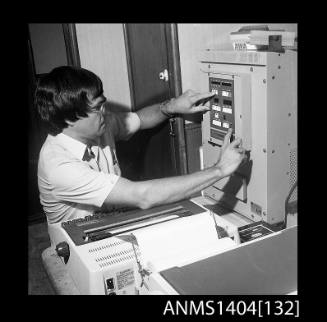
[35, 66, 104, 135]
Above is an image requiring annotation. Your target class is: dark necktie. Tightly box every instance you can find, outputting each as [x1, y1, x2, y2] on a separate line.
[83, 146, 95, 162]
[83, 146, 101, 171]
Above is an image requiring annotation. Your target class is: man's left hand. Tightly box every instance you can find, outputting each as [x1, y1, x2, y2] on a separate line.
[168, 90, 215, 115]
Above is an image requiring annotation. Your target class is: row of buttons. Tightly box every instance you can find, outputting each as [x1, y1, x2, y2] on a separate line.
[211, 89, 232, 97]
[212, 120, 230, 128]
[221, 90, 232, 97]
[212, 105, 233, 114]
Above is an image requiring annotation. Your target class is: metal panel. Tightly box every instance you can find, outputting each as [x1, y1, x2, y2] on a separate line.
[199, 51, 297, 225]
[266, 51, 298, 223]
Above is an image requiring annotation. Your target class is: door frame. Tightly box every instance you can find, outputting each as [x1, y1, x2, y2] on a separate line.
[165, 24, 188, 176]
[28, 26, 47, 223]
[123, 23, 188, 175]
[62, 23, 188, 176]
[62, 24, 81, 67]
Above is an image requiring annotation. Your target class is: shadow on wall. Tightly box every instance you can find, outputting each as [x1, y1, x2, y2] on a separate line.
[205, 151, 253, 216]
[108, 99, 170, 181]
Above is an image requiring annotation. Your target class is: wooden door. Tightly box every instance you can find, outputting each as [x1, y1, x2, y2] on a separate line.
[28, 24, 69, 223]
[117, 24, 181, 181]
[28, 29, 48, 223]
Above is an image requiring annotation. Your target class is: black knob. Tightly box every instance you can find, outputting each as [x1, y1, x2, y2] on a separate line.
[55, 242, 70, 264]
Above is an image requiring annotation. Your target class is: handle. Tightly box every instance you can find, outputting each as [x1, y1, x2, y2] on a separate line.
[159, 69, 169, 82]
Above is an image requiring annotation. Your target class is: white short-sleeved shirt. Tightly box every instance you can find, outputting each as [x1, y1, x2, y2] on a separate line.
[38, 111, 141, 224]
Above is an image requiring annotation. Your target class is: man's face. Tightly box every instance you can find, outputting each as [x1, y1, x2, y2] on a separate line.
[68, 94, 107, 143]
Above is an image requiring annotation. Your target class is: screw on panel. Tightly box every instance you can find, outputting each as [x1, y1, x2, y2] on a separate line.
[250, 67, 253, 72]
[272, 76, 275, 80]
[288, 143, 291, 146]
[272, 150, 275, 153]
[263, 79, 266, 83]
[288, 113, 291, 117]
[263, 149, 266, 153]
[278, 65, 281, 69]
[263, 212, 266, 216]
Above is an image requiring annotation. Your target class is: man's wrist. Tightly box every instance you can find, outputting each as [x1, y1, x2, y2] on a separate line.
[160, 99, 175, 118]
[213, 164, 224, 179]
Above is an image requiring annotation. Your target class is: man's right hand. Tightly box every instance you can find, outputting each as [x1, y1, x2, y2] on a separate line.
[216, 128, 246, 178]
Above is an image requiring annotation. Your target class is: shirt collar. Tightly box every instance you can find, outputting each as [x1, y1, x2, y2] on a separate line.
[52, 133, 95, 160]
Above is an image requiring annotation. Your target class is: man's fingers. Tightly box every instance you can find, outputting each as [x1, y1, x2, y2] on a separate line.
[222, 129, 233, 148]
[190, 105, 210, 113]
[237, 148, 248, 163]
[191, 92, 215, 105]
[235, 147, 245, 154]
[230, 137, 242, 148]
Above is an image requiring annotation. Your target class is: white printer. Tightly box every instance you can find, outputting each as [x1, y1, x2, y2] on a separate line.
[49, 199, 297, 295]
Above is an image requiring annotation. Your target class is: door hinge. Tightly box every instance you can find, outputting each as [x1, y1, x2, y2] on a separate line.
[169, 118, 176, 137]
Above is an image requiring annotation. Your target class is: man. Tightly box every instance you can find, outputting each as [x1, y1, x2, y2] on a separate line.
[36, 66, 245, 225]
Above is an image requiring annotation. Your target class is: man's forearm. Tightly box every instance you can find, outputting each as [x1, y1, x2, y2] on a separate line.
[135, 90, 214, 131]
[137, 166, 222, 208]
[136, 101, 171, 130]
[104, 125, 244, 210]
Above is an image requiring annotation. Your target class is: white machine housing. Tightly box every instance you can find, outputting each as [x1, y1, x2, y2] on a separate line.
[199, 50, 297, 224]
[49, 203, 240, 295]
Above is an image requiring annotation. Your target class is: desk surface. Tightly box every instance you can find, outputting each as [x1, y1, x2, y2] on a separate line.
[160, 226, 297, 294]
[42, 247, 80, 295]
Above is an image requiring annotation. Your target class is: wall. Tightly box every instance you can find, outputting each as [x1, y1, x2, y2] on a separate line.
[29, 24, 68, 74]
[177, 23, 298, 173]
[177, 23, 298, 106]
[75, 24, 132, 110]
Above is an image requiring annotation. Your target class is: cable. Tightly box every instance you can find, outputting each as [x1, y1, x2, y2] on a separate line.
[284, 180, 297, 229]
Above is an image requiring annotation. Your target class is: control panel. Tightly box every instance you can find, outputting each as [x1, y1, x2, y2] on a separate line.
[200, 50, 297, 225]
[209, 77, 235, 145]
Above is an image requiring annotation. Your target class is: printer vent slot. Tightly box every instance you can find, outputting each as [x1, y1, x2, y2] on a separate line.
[88, 240, 126, 253]
[89, 241, 141, 268]
[98, 254, 138, 268]
[94, 248, 135, 262]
